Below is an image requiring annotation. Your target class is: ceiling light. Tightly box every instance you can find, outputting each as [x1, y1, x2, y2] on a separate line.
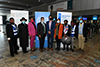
[38, 0, 40, 2]
[26, 5, 28, 6]
[8, 1, 10, 3]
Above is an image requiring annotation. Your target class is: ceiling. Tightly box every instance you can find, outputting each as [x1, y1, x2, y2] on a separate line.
[0, 0, 57, 15]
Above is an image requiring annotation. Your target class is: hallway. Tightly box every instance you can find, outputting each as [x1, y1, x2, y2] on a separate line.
[0, 32, 100, 67]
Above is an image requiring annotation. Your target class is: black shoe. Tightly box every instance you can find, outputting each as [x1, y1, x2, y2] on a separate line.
[67, 49, 69, 51]
[62, 48, 65, 50]
[72, 49, 74, 52]
[15, 52, 18, 55]
[57, 48, 60, 51]
[25, 51, 28, 53]
[11, 55, 14, 57]
[84, 41, 87, 43]
[55, 48, 58, 50]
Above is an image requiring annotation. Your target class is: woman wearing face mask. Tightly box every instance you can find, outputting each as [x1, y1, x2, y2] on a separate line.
[28, 18, 37, 51]
[54, 19, 63, 51]
[62, 20, 71, 51]
[18, 17, 29, 53]
[37, 17, 46, 52]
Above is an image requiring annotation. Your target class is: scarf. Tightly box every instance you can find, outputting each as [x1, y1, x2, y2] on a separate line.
[64, 25, 68, 34]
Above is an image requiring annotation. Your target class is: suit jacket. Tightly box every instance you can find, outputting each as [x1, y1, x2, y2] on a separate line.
[18, 23, 28, 47]
[54, 23, 63, 39]
[37, 22, 46, 36]
[75, 23, 87, 37]
[6, 23, 18, 38]
[46, 21, 55, 36]
[28, 22, 37, 36]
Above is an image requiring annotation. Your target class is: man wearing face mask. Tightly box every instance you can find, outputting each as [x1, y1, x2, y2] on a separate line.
[37, 17, 46, 52]
[46, 15, 55, 51]
[28, 18, 36, 51]
[54, 19, 63, 51]
[6, 17, 18, 57]
[18, 17, 28, 53]
[76, 19, 86, 52]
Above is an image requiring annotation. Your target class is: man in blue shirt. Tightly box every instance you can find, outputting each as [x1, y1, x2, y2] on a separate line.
[76, 19, 87, 52]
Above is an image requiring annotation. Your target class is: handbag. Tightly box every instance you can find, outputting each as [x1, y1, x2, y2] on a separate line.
[61, 36, 71, 45]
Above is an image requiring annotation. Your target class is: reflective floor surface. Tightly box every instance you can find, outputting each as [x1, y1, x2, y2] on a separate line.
[0, 32, 100, 67]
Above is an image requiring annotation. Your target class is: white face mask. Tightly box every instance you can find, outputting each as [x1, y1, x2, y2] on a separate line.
[41, 20, 44, 23]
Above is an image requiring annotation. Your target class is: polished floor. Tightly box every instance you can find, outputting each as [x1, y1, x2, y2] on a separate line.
[0, 32, 100, 67]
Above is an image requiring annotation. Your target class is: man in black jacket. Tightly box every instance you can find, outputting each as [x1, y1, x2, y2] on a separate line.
[37, 17, 46, 52]
[18, 17, 28, 53]
[6, 18, 18, 57]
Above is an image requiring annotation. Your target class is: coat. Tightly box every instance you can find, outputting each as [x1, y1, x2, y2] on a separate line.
[37, 22, 46, 36]
[28, 22, 37, 36]
[6, 23, 18, 38]
[46, 21, 55, 36]
[54, 23, 63, 39]
[18, 23, 28, 48]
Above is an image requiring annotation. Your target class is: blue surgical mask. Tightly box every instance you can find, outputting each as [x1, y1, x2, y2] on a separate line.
[57, 21, 60, 23]
[22, 21, 25, 24]
[80, 20, 83, 23]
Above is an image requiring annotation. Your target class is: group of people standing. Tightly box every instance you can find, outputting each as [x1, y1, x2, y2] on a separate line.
[6, 15, 87, 57]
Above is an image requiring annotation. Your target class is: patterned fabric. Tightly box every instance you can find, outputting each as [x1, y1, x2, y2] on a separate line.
[71, 25, 76, 37]
[12, 24, 18, 36]
[64, 25, 68, 34]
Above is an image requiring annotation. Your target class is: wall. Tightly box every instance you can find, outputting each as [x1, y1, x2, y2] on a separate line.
[73, 0, 100, 11]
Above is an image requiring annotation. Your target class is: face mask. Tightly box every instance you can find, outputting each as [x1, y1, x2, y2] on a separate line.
[57, 21, 60, 23]
[41, 20, 44, 23]
[10, 21, 14, 23]
[22, 21, 25, 24]
[65, 23, 67, 25]
[49, 18, 53, 20]
[71, 23, 73, 25]
[80, 20, 83, 23]
[31, 20, 34, 22]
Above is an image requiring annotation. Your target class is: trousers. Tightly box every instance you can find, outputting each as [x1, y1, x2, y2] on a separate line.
[30, 36, 35, 49]
[78, 34, 85, 49]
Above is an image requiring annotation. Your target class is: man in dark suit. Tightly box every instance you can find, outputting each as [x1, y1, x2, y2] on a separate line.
[6, 17, 18, 57]
[37, 17, 46, 52]
[46, 15, 55, 51]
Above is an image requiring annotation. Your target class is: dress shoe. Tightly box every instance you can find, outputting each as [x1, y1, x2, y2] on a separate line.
[78, 48, 81, 51]
[11, 55, 14, 57]
[15, 52, 18, 55]
[23, 51, 28, 53]
[72, 49, 74, 52]
[57, 49, 60, 51]
[43, 48, 46, 50]
[40, 49, 43, 52]
[81, 50, 84, 52]
[62, 48, 65, 50]
[47, 48, 49, 51]
[51, 48, 53, 51]
[55, 48, 58, 50]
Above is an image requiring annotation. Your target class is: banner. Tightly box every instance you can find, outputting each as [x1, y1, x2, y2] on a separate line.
[11, 10, 29, 51]
[57, 12, 72, 25]
[11, 10, 29, 25]
[35, 12, 50, 48]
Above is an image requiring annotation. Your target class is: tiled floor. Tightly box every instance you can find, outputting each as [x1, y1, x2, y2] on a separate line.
[0, 32, 100, 67]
